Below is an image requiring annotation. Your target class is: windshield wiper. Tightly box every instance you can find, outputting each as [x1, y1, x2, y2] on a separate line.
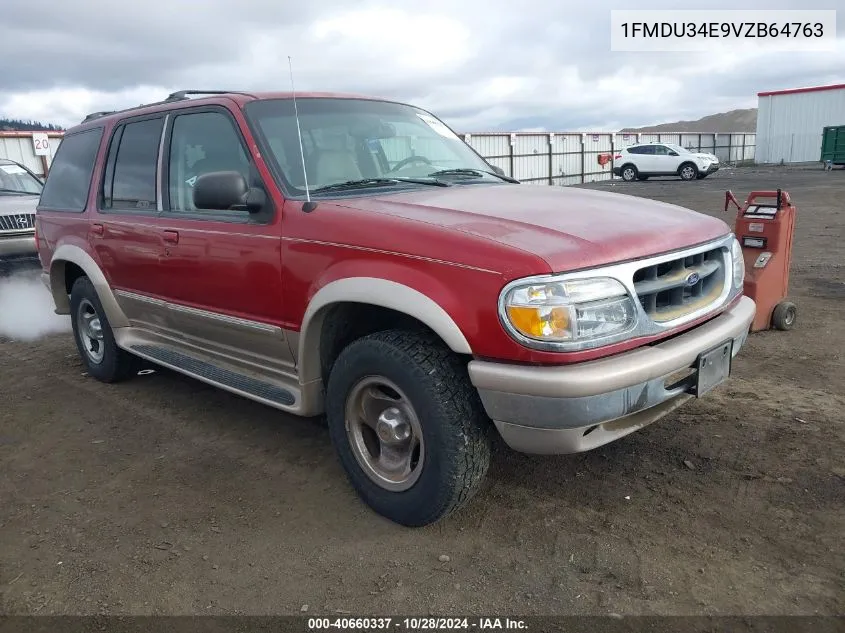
[310, 178, 450, 194]
[428, 168, 519, 183]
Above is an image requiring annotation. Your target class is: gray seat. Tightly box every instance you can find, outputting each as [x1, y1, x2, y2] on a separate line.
[308, 149, 363, 186]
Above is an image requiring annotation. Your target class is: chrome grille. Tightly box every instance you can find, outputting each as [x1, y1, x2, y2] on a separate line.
[0, 213, 35, 232]
[633, 246, 726, 322]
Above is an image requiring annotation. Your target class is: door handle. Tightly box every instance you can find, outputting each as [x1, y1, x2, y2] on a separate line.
[91, 223, 104, 236]
[163, 230, 179, 244]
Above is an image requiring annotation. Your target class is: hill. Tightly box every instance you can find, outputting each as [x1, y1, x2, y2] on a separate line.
[0, 118, 64, 132]
[620, 108, 757, 134]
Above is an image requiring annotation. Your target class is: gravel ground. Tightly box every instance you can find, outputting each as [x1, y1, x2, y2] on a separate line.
[0, 165, 843, 617]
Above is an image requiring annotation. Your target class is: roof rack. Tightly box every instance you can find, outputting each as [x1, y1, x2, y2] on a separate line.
[82, 111, 116, 122]
[165, 89, 258, 101]
[80, 89, 259, 125]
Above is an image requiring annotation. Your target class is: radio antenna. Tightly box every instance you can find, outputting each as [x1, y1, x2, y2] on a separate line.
[288, 56, 312, 206]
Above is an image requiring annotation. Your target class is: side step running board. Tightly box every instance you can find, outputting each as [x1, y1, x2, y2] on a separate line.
[129, 344, 296, 407]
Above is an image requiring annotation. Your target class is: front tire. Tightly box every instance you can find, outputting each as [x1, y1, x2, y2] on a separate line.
[70, 276, 139, 383]
[679, 162, 698, 181]
[325, 329, 492, 527]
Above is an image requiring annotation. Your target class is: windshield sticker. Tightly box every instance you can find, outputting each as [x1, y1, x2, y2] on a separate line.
[416, 113, 459, 140]
[185, 176, 197, 187]
[0, 164, 27, 175]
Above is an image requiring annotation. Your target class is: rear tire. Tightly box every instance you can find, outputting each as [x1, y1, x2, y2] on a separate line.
[325, 329, 492, 527]
[679, 162, 698, 181]
[70, 276, 139, 383]
[620, 165, 638, 181]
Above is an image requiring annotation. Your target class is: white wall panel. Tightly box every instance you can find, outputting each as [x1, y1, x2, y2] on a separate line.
[756, 87, 845, 163]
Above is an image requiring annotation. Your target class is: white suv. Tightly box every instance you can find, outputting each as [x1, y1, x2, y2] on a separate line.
[613, 142, 720, 182]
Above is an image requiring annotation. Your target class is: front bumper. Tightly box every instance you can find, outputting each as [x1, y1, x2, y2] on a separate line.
[0, 235, 36, 258]
[468, 295, 755, 454]
[703, 163, 720, 174]
[0, 236, 38, 274]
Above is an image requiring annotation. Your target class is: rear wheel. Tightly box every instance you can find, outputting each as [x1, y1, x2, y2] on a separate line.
[679, 162, 698, 181]
[70, 276, 139, 382]
[620, 165, 638, 181]
[325, 329, 492, 527]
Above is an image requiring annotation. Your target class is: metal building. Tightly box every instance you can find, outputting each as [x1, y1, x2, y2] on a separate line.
[755, 83, 845, 164]
[0, 131, 64, 178]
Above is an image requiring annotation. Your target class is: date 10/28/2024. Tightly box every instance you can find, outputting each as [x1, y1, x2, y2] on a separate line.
[307, 616, 528, 631]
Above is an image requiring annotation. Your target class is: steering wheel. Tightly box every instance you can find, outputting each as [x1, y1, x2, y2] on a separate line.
[386, 155, 433, 173]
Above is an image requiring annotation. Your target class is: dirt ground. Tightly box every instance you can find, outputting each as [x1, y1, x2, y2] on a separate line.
[0, 165, 843, 617]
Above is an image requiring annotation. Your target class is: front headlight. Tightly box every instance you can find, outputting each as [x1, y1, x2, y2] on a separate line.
[730, 236, 745, 288]
[500, 276, 637, 348]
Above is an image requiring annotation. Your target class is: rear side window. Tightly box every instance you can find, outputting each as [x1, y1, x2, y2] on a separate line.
[38, 127, 103, 212]
[102, 117, 164, 211]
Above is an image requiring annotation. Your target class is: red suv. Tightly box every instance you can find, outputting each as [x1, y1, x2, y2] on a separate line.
[35, 90, 756, 526]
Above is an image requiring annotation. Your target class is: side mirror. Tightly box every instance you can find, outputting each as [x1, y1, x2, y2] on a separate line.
[193, 171, 265, 213]
[668, 151, 679, 156]
[490, 165, 505, 176]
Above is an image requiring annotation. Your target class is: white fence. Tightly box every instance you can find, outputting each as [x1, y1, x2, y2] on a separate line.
[462, 132, 757, 185]
[0, 129, 757, 185]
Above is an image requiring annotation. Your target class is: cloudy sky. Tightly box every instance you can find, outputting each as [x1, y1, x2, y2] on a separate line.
[1, 0, 843, 132]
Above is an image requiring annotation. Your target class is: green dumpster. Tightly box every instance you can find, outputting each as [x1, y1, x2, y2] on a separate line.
[821, 125, 845, 166]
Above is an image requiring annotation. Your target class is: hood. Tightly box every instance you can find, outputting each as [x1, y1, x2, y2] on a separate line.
[693, 152, 719, 162]
[0, 194, 39, 217]
[340, 183, 731, 272]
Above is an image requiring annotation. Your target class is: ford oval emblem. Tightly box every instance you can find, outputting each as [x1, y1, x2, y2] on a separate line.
[685, 272, 700, 287]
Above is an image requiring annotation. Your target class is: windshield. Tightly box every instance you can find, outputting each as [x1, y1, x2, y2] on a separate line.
[0, 162, 43, 195]
[244, 98, 503, 197]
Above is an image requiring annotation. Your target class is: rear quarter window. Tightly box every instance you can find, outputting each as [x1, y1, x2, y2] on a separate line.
[37, 127, 104, 212]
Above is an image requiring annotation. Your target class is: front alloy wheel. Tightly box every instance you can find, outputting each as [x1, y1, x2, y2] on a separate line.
[679, 164, 698, 180]
[345, 375, 425, 492]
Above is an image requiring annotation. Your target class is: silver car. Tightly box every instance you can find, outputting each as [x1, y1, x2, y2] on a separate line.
[0, 158, 42, 267]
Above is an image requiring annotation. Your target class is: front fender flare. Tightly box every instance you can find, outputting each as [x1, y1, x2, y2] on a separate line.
[48, 244, 129, 328]
[297, 277, 473, 384]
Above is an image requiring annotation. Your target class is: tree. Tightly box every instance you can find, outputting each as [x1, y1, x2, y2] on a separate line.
[0, 118, 64, 132]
